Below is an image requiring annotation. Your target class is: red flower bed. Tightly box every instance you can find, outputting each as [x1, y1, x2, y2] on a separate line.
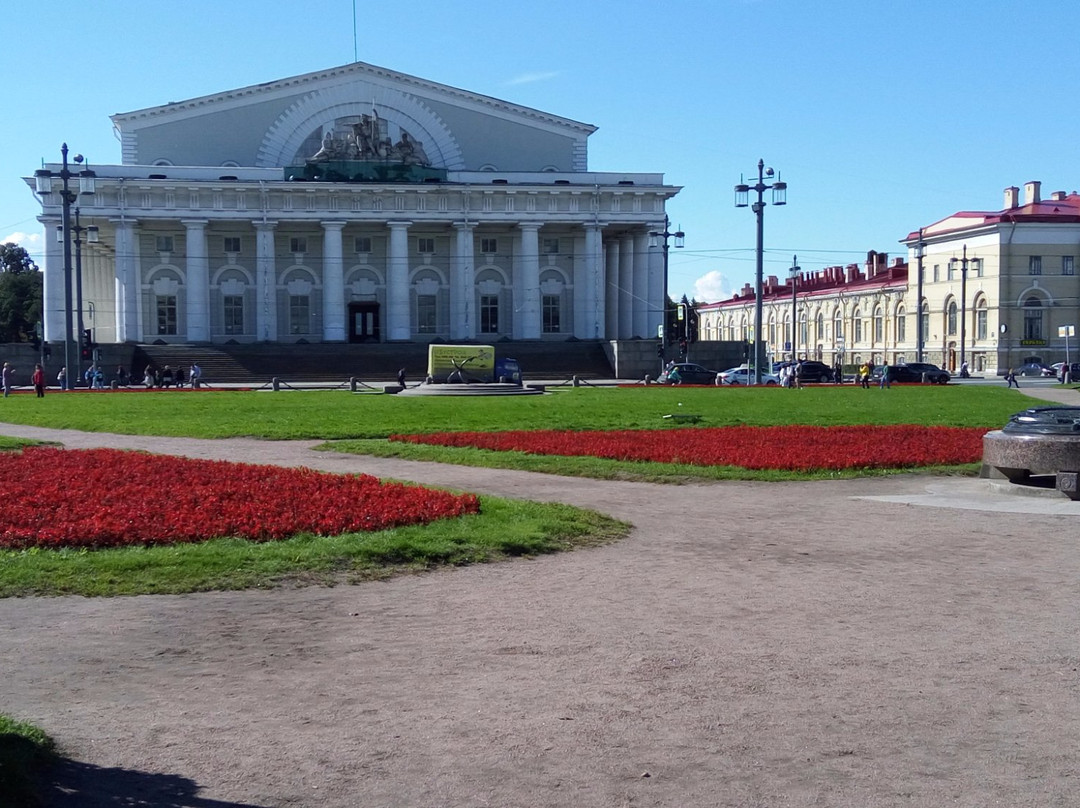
[391, 425, 987, 472]
[0, 447, 479, 550]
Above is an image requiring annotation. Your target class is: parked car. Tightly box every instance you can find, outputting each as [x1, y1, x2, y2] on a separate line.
[718, 366, 780, 386]
[1057, 362, 1080, 383]
[657, 362, 719, 385]
[775, 360, 835, 383]
[874, 362, 950, 384]
[1017, 362, 1054, 377]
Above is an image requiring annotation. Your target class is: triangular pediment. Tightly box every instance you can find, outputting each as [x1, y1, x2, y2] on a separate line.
[111, 62, 597, 173]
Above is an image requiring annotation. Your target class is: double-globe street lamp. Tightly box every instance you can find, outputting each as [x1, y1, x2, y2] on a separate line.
[735, 160, 787, 385]
[649, 216, 685, 364]
[948, 244, 971, 373]
[57, 207, 99, 371]
[35, 144, 96, 388]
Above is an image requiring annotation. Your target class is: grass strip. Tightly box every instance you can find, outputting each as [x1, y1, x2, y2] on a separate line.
[0, 496, 627, 598]
[0, 714, 55, 808]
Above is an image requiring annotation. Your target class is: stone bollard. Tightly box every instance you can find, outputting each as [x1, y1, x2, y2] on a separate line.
[272, 377, 280, 392]
[572, 375, 580, 387]
[644, 375, 652, 385]
[350, 376, 357, 392]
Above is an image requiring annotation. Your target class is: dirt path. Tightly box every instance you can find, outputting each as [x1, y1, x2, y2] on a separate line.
[2, 400, 1079, 806]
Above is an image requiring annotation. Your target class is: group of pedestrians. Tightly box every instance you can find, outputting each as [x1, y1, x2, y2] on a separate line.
[855, 360, 892, 389]
[141, 363, 203, 389]
[3, 362, 48, 398]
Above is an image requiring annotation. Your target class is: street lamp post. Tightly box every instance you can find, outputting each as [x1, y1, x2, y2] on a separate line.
[789, 255, 800, 361]
[915, 229, 926, 362]
[735, 160, 787, 385]
[949, 245, 970, 373]
[57, 208, 100, 376]
[649, 216, 685, 366]
[35, 144, 95, 389]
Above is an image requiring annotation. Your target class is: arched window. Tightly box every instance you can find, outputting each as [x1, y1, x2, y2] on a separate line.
[816, 312, 824, 341]
[873, 306, 884, 342]
[833, 308, 843, 341]
[853, 308, 863, 343]
[947, 301, 958, 335]
[975, 298, 988, 340]
[920, 302, 930, 347]
[896, 306, 906, 343]
[1023, 296, 1044, 340]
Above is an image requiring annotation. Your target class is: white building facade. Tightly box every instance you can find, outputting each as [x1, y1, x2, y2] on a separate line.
[28, 62, 680, 347]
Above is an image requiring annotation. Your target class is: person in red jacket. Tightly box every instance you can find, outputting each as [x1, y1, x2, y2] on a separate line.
[32, 363, 45, 398]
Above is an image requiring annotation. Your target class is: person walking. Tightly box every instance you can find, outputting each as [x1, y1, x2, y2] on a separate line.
[1005, 368, 1020, 388]
[32, 363, 45, 397]
[2, 362, 12, 397]
[57, 367, 67, 391]
[879, 363, 891, 389]
[858, 361, 870, 389]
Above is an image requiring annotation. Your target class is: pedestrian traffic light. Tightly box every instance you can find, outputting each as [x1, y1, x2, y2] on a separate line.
[677, 303, 686, 322]
[81, 328, 93, 360]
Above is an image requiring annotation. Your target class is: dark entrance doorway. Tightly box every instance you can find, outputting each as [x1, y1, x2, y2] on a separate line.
[349, 302, 381, 343]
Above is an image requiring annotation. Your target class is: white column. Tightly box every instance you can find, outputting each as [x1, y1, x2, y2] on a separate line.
[647, 234, 664, 341]
[451, 222, 476, 341]
[182, 219, 210, 342]
[254, 221, 277, 342]
[387, 221, 412, 341]
[605, 239, 620, 339]
[112, 219, 140, 342]
[517, 223, 542, 339]
[577, 225, 604, 339]
[618, 233, 634, 339]
[321, 221, 346, 341]
[39, 216, 64, 343]
[632, 230, 650, 338]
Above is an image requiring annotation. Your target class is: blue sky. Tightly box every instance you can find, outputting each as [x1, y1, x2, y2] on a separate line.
[5, 0, 1080, 302]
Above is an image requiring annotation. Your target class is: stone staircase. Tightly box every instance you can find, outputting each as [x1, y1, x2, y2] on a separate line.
[129, 341, 614, 386]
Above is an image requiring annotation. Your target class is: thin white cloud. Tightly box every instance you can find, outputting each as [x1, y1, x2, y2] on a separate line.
[693, 270, 733, 303]
[504, 71, 561, 86]
[2, 231, 40, 249]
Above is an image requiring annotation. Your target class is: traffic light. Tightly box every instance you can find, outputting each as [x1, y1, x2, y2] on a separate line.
[81, 329, 93, 360]
[677, 303, 686, 322]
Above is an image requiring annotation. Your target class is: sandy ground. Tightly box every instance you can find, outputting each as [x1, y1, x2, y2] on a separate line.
[2, 388, 1079, 807]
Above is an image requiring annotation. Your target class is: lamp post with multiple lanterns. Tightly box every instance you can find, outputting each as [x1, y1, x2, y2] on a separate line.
[914, 229, 926, 362]
[735, 160, 787, 385]
[648, 216, 685, 363]
[789, 255, 800, 361]
[949, 244, 971, 373]
[35, 144, 96, 387]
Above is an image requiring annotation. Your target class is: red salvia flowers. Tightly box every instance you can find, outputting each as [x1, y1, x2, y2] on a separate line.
[1, 447, 479, 550]
[391, 425, 987, 472]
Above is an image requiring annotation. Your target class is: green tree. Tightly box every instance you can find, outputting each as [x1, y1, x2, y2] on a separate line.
[0, 243, 42, 343]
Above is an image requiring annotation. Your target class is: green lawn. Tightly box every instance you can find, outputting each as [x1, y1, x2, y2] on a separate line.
[0, 384, 1033, 439]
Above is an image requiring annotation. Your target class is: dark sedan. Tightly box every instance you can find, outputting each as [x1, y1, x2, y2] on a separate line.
[1017, 362, 1054, 377]
[657, 362, 719, 385]
[875, 362, 950, 384]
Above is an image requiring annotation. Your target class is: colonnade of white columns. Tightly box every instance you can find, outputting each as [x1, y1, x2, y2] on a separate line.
[41, 216, 663, 344]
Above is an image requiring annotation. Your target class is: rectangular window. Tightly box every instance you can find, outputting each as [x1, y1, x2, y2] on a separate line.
[289, 295, 309, 334]
[973, 258, 983, 277]
[290, 237, 307, 254]
[947, 263, 955, 281]
[156, 235, 174, 253]
[354, 237, 372, 254]
[1063, 256, 1075, 276]
[223, 236, 241, 253]
[976, 308, 987, 340]
[1024, 308, 1043, 340]
[156, 295, 177, 335]
[480, 294, 499, 334]
[543, 238, 559, 254]
[1029, 255, 1042, 275]
[542, 294, 561, 333]
[417, 237, 435, 254]
[417, 295, 437, 334]
[223, 295, 244, 335]
[854, 317, 863, 343]
[480, 238, 498, 254]
[932, 264, 939, 283]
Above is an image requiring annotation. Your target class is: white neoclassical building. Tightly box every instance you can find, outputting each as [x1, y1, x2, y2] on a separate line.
[28, 62, 680, 347]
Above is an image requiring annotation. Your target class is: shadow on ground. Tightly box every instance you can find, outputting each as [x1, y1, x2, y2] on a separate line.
[43, 757, 264, 808]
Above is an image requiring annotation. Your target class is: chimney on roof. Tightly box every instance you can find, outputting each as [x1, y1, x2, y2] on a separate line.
[1024, 181, 1041, 205]
[1004, 186, 1019, 208]
[1051, 191, 1067, 202]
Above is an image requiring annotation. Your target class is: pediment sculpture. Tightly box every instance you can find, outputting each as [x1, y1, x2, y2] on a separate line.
[307, 110, 431, 166]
